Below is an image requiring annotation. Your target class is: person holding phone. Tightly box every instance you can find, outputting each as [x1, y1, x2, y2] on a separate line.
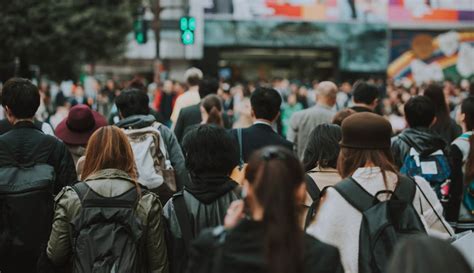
[186, 146, 344, 273]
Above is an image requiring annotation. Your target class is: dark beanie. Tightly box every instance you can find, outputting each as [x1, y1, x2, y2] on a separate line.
[340, 112, 392, 149]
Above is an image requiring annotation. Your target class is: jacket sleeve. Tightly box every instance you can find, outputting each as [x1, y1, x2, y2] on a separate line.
[163, 198, 185, 273]
[142, 193, 169, 273]
[49, 141, 77, 194]
[160, 125, 190, 191]
[186, 229, 218, 273]
[47, 187, 81, 265]
[173, 109, 186, 144]
[390, 137, 404, 169]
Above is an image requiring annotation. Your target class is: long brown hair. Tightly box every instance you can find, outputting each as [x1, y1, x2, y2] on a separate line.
[245, 146, 304, 273]
[201, 94, 224, 127]
[81, 126, 137, 180]
[337, 147, 398, 186]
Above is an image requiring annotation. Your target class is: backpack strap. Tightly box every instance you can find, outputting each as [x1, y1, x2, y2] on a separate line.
[393, 176, 417, 203]
[304, 174, 321, 229]
[173, 193, 193, 251]
[237, 128, 244, 168]
[333, 177, 374, 212]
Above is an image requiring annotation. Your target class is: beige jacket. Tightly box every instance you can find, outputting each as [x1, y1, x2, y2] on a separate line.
[47, 169, 169, 273]
[307, 167, 453, 273]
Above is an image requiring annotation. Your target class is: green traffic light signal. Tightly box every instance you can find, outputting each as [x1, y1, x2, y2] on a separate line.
[180, 17, 188, 31]
[181, 30, 194, 45]
[188, 17, 196, 31]
[180, 16, 195, 45]
[134, 19, 147, 44]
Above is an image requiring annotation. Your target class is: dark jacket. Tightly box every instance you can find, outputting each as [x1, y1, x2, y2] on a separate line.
[187, 219, 344, 273]
[431, 116, 462, 144]
[0, 118, 53, 135]
[174, 104, 232, 144]
[47, 169, 168, 273]
[391, 127, 448, 169]
[116, 114, 190, 191]
[230, 123, 293, 162]
[163, 175, 240, 273]
[0, 121, 77, 273]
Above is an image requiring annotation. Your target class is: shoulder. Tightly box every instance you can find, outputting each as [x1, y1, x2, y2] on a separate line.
[304, 233, 340, 257]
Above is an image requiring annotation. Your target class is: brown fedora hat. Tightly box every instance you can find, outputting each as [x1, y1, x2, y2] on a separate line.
[56, 105, 108, 145]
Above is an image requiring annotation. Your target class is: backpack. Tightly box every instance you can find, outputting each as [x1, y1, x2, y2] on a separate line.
[123, 122, 176, 198]
[400, 147, 451, 203]
[333, 176, 426, 273]
[0, 162, 55, 260]
[304, 174, 321, 230]
[70, 182, 146, 273]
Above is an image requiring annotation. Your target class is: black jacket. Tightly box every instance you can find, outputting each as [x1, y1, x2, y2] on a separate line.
[230, 123, 294, 162]
[163, 175, 240, 273]
[391, 127, 448, 169]
[174, 104, 233, 144]
[187, 219, 344, 273]
[0, 121, 77, 273]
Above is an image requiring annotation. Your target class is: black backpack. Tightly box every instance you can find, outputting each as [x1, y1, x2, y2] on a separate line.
[0, 162, 55, 262]
[71, 182, 146, 273]
[333, 176, 426, 273]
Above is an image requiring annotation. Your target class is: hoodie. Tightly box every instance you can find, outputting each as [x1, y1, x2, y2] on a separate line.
[391, 127, 448, 169]
[116, 114, 190, 190]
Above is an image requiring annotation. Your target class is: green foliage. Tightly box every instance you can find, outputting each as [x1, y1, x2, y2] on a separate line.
[0, 0, 137, 80]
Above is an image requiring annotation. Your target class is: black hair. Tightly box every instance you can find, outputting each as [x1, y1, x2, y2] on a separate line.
[201, 94, 223, 127]
[387, 235, 470, 273]
[461, 96, 474, 182]
[352, 80, 379, 105]
[404, 96, 436, 128]
[1, 78, 40, 119]
[115, 88, 150, 118]
[424, 83, 450, 123]
[250, 87, 282, 121]
[245, 146, 304, 273]
[303, 124, 342, 171]
[198, 77, 219, 99]
[182, 125, 238, 175]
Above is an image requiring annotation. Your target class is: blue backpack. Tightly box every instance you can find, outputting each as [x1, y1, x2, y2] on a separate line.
[400, 147, 451, 203]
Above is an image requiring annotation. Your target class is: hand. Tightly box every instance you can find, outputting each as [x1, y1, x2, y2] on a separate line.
[224, 200, 245, 228]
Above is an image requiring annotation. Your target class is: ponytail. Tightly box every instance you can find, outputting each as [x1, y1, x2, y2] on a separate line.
[245, 147, 304, 273]
[207, 106, 223, 127]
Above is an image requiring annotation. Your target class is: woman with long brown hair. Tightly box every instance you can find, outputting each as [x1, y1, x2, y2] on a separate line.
[46, 126, 168, 273]
[450, 96, 474, 232]
[307, 113, 452, 273]
[186, 146, 343, 273]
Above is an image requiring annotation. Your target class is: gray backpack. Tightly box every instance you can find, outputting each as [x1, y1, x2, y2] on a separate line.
[70, 182, 146, 273]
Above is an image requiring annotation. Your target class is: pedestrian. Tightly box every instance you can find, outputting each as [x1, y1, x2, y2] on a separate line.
[200, 94, 224, 127]
[115, 89, 189, 203]
[332, 108, 355, 126]
[55, 104, 108, 174]
[153, 79, 177, 127]
[170, 67, 203, 125]
[302, 124, 342, 228]
[307, 112, 453, 273]
[281, 93, 303, 137]
[49, 92, 71, 130]
[187, 146, 344, 273]
[287, 81, 337, 159]
[424, 83, 463, 143]
[174, 78, 232, 143]
[0, 78, 77, 273]
[387, 236, 471, 273]
[46, 126, 168, 273]
[163, 125, 240, 273]
[449, 96, 474, 232]
[391, 96, 451, 204]
[230, 87, 293, 163]
[350, 80, 379, 113]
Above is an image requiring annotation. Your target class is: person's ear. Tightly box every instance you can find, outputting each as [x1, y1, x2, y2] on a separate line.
[118, 111, 124, 119]
[371, 98, 379, 109]
[4, 106, 14, 123]
[272, 111, 281, 123]
[251, 109, 256, 119]
[295, 182, 307, 204]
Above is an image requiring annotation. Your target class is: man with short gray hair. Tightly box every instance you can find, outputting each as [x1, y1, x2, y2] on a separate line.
[287, 81, 338, 159]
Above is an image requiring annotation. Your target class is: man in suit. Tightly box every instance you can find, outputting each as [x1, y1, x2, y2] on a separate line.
[350, 80, 379, 113]
[231, 87, 293, 162]
[174, 78, 231, 143]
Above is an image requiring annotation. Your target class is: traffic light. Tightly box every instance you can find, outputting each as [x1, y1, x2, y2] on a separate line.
[134, 18, 148, 44]
[180, 16, 195, 45]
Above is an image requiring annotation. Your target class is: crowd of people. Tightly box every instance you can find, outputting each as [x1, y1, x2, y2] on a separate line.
[0, 68, 473, 273]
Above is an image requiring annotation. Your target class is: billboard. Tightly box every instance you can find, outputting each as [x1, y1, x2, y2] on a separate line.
[389, 0, 474, 23]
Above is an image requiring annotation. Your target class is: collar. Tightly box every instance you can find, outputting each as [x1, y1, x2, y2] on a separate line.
[253, 120, 273, 127]
[352, 167, 382, 180]
[13, 120, 38, 129]
[83, 168, 135, 183]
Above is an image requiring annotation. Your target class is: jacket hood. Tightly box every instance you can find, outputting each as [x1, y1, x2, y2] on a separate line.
[116, 114, 156, 129]
[185, 175, 238, 204]
[399, 127, 447, 155]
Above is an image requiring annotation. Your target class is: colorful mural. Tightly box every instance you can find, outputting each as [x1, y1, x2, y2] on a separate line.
[388, 30, 474, 83]
[389, 0, 474, 23]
